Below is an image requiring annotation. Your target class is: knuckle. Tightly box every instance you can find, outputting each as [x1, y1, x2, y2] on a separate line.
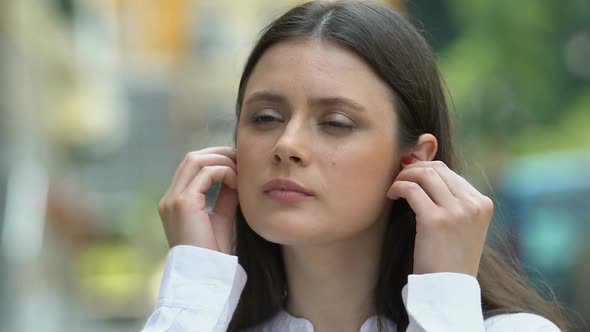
[463, 198, 479, 213]
[158, 195, 174, 211]
[451, 206, 468, 221]
[469, 199, 485, 216]
[185, 151, 202, 164]
[200, 165, 213, 174]
[433, 160, 447, 168]
[431, 211, 449, 226]
[458, 196, 494, 223]
[171, 195, 187, 209]
[405, 181, 420, 193]
[413, 167, 426, 176]
[158, 200, 167, 213]
[480, 196, 494, 214]
[184, 151, 196, 161]
[471, 205, 484, 218]
[420, 167, 438, 178]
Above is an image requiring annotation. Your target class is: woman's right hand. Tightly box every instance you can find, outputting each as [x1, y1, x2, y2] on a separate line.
[158, 147, 238, 255]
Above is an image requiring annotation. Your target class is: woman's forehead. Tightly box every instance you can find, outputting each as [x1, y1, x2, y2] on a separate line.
[244, 39, 394, 107]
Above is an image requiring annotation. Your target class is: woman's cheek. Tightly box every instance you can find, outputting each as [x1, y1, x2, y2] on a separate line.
[323, 148, 369, 195]
[324, 148, 338, 167]
[238, 138, 272, 170]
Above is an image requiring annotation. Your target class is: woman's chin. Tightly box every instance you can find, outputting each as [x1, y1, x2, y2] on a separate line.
[247, 217, 325, 246]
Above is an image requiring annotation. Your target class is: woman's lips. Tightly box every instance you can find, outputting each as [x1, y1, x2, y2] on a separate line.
[264, 189, 312, 202]
[262, 178, 314, 202]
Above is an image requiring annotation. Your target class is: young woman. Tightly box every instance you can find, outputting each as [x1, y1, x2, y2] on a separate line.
[142, 1, 566, 331]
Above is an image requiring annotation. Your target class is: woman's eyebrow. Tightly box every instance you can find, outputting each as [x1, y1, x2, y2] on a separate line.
[309, 96, 366, 112]
[244, 91, 288, 106]
[245, 91, 366, 113]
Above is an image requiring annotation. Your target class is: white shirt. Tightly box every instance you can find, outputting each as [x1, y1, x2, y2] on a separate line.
[141, 245, 561, 331]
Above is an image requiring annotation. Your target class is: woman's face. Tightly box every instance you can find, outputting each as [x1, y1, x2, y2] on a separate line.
[236, 39, 400, 246]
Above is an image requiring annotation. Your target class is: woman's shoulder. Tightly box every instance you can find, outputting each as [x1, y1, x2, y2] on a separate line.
[484, 312, 561, 331]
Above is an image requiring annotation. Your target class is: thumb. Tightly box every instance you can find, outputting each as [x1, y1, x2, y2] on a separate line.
[211, 184, 238, 254]
[387, 157, 414, 199]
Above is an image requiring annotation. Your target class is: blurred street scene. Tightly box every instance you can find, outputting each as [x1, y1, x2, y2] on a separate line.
[0, 0, 588, 331]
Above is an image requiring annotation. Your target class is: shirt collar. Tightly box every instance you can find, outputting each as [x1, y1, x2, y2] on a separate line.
[273, 310, 397, 332]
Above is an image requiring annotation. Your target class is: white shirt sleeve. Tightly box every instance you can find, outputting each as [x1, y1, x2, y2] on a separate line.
[141, 245, 247, 332]
[402, 273, 561, 331]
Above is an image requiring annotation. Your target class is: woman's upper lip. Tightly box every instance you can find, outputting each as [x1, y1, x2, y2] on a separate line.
[262, 178, 314, 195]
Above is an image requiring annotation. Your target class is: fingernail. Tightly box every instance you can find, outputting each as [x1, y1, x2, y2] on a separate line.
[401, 156, 415, 165]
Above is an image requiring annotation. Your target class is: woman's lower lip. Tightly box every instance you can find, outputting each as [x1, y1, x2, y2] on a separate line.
[264, 190, 312, 202]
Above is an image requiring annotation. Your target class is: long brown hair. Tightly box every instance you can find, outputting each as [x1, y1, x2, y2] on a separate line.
[229, 1, 568, 330]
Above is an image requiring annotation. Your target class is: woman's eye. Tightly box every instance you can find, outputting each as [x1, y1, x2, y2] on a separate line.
[324, 121, 354, 129]
[319, 114, 356, 132]
[320, 113, 356, 131]
[250, 108, 283, 124]
[252, 115, 280, 123]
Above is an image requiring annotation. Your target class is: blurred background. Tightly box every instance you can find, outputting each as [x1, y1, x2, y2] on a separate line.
[0, 0, 588, 331]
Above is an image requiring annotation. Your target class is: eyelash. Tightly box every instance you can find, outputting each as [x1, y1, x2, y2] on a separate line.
[323, 121, 354, 129]
[251, 116, 354, 130]
[251, 115, 278, 123]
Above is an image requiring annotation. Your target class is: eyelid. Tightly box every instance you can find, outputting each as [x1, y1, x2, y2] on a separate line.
[319, 113, 356, 131]
[249, 108, 284, 125]
[323, 121, 354, 129]
[251, 108, 282, 118]
[254, 107, 277, 113]
[323, 112, 356, 125]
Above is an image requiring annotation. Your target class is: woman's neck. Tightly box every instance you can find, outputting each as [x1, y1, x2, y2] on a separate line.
[282, 217, 387, 332]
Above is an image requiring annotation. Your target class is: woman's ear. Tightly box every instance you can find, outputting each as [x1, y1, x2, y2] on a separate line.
[408, 133, 438, 161]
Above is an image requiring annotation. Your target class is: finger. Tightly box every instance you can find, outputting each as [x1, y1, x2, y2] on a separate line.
[430, 165, 482, 199]
[407, 161, 482, 199]
[212, 184, 238, 219]
[170, 153, 237, 194]
[184, 166, 238, 210]
[170, 147, 236, 186]
[394, 165, 456, 206]
[387, 180, 437, 215]
[187, 166, 237, 255]
[192, 146, 236, 161]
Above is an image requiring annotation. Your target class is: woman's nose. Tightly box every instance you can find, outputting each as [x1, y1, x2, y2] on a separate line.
[272, 121, 310, 166]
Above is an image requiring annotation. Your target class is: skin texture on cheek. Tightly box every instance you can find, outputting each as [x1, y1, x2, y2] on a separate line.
[322, 145, 339, 167]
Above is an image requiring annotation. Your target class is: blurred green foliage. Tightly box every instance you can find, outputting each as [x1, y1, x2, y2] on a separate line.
[411, 0, 590, 159]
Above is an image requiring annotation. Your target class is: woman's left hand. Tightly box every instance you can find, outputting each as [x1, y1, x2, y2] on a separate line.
[387, 160, 494, 277]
